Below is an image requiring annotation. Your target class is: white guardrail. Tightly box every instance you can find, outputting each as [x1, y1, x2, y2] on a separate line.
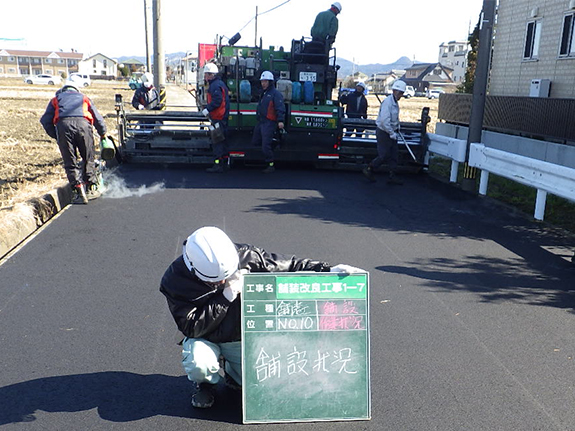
[468, 143, 575, 221]
[425, 133, 468, 183]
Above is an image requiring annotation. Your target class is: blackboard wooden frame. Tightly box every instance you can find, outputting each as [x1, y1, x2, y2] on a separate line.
[241, 272, 371, 424]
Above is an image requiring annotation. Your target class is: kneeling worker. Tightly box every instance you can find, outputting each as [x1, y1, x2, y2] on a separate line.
[160, 226, 362, 408]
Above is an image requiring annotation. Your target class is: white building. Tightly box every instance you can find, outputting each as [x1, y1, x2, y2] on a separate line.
[79, 53, 117, 77]
[438, 40, 469, 84]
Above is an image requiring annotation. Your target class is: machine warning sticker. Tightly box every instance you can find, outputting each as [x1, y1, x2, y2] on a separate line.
[292, 110, 336, 129]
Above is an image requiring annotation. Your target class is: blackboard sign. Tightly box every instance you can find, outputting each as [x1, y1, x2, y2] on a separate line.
[241, 272, 370, 424]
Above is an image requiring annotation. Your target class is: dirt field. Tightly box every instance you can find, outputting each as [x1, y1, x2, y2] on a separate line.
[0, 78, 438, 211]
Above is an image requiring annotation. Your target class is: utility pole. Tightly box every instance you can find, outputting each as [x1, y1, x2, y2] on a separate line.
[152, 0, 165, 89]
[462, 0, 497, 192]
[255, 7, 258, 47]
[144, 0, 152, 73]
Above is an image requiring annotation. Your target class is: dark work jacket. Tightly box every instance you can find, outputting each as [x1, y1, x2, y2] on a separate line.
[256, 85, 285, 123]
[131, 85, 160, 110]
[205, 77, 230, 122]
[40, 88, 107, 139]
[159, 243, 331, 343]
[311, 9, 339, 43]
[340, 90, 368, 119]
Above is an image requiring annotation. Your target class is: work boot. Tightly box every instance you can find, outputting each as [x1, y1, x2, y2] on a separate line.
[206, 163, 224, 173]
[362, 166, 376, 182]
[191, 383, 215, 408]
[86, 183, 101, 200]
[387, 174, 403, 185]
[71, 183, 88, 205]
[262, 163, 275, 174]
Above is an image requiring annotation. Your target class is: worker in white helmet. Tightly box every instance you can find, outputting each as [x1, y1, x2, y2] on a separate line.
[311, 2, 342, 47]
[362, 79, 406, 184]
[202, 63, 231, 173]
[252, 71, 285, 173]
[160, 226, 363, 408]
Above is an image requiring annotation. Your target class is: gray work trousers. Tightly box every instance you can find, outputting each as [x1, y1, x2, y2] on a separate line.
[55, 117, 97, 186]
[369, 128, 398, 173]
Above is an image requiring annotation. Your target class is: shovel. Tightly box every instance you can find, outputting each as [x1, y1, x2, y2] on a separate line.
[397, 131, 428, 168]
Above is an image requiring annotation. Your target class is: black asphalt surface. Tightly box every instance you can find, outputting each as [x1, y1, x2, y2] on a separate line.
[1, 164, 574, 430]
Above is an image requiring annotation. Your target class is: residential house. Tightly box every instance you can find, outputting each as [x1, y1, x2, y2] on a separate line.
[365, 71, 401, 94]
[79, 53, 118, 78]
[120, 58, 146, 74]
[438, 40, 468, 84]
[0, 49, 82, 78]
[489, 0, 575, 98]
[402, 63, 455, 93]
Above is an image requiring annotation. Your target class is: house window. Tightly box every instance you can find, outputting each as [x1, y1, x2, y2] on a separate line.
[8, 57, 15, 62]
[559, 13, 575, 57]
[103, 59, 107, 68]
[8, 68, 15, 73]
[93, 59, 97, 68]
[46, 58, 51, 64]
[524, 20, 541, 59]
[58, 59, 64, 64]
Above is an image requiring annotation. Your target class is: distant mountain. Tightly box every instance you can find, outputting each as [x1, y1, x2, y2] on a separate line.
[115, 53, 418, 77]
[335, 56, 416, 78]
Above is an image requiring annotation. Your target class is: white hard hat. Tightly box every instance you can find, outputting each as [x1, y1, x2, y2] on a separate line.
[142, 72, 154, 88]
[391, 80, 407, 92]
[332, 2, 342, 12]
[182, 226, 239, 283]
[356, 82, 366, 90]
[260, 70, 274, 81]
[204, 63, 219, 74]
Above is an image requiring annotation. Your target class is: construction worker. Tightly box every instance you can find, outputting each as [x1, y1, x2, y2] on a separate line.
[340, 81, 368, 137]
[362, 79, 406, 185]
[131, 72, 160, 111]
[311, 2, 342, 47]
[201, 63, 230, 173]
[159, 226, 363, 408]
[252, 71, 285, 173]
[40, 80, 107, 204]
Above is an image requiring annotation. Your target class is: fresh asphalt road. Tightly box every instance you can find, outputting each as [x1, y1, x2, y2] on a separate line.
[1, 164, 574, 430]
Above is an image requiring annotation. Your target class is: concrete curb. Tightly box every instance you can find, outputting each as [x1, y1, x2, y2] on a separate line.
[0, 184, 72, 260]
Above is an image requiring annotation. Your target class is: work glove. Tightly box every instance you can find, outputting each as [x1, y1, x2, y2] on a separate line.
[202, 108, 210, 117]
[138, 104, 144, 110]
[330, 264, 365, 274]
[222, 269, 246, 302]
[389, 132, 397, 140]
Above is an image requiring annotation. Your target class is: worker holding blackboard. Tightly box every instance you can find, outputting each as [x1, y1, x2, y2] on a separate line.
[160, 226, 362, 408]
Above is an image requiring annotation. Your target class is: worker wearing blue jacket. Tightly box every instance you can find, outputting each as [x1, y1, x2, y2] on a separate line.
[252, 71, 285, 173]
[202, 63, 231, 173]
[40, 81, 107, 204]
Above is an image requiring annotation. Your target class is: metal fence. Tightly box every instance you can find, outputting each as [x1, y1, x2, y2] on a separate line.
[438, 94, 575, 145]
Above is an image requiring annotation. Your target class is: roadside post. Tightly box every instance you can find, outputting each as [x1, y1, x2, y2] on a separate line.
[241, 272, 371, 424]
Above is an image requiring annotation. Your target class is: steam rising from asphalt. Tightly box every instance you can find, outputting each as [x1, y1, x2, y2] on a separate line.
[101, 170, 165, 199]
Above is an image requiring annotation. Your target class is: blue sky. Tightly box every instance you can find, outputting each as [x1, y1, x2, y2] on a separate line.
[2, 0, 483, 64]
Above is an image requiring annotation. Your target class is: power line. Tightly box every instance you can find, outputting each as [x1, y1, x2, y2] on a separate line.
[236, 0, 292, 34]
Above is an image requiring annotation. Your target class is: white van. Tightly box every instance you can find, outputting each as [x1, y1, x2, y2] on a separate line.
[403, 85, 415, 99]
[69, 73, 91, 87]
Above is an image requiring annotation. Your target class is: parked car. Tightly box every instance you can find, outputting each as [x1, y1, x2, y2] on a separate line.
[68, 73, 91, 87]
[23, 74, 61, 85]
[427, 89, 445, 99]
[403, 85, 415, 98]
